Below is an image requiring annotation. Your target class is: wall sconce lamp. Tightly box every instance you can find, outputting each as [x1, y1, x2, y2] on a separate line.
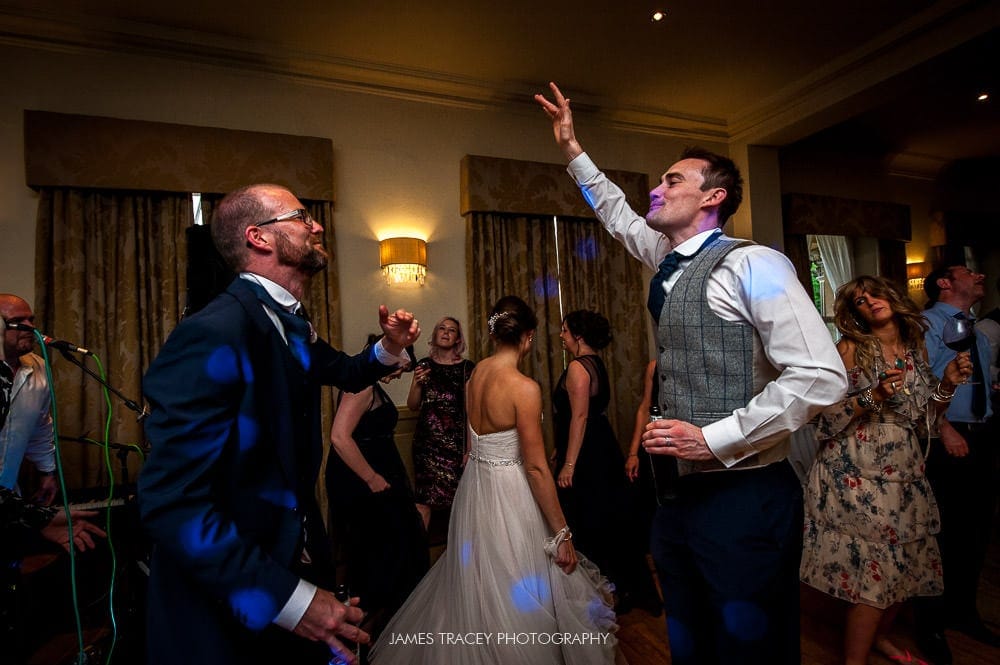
[379, 237, 427, 285]
[906, 262, 929, 290]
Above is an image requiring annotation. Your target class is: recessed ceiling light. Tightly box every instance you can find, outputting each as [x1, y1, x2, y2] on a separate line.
[977, 92, 990, 102]
[651, 11, 666, 22]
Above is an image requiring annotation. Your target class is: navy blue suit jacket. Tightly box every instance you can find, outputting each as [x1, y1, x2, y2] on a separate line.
[138, 277, 392, 664]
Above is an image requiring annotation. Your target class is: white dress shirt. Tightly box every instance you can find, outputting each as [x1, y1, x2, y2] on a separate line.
[567, 153, 847, 466]
[0, 353, 55, 492]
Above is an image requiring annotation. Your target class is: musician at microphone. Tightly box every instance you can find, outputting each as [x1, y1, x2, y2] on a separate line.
[0, 294, 57, 504]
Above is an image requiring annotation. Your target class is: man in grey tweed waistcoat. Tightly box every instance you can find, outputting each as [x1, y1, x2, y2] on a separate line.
[537, 83, 846, 664]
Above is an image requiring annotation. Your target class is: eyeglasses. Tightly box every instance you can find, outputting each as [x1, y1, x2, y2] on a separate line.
[254, 208, 315, 231]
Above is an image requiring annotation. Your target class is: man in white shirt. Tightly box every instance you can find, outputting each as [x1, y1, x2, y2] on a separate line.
[0, 294, 57, 504]
[536, 83, 846, 664]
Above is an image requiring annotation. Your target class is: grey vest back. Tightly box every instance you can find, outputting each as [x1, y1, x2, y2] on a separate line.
[655, 236, 779, 475]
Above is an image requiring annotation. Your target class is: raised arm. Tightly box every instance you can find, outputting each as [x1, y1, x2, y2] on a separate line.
[534, 82, 584, 163]
[515, 377, 577, 574]
[406, 362, 429, 412]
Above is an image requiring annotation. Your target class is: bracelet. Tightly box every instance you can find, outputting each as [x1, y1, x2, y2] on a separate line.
[627, 453, 638, 458]
[931, 382, 956, 403]
[543, 525, 574, 557]
[564, 461, 575, 467]
[857, 387, 882, 413]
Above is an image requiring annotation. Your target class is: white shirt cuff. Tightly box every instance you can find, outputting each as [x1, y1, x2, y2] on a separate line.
[566, 152, 599, 182]
[273, 579, 317, 631]
[702, 418, 758, 468]
[373, 340, 410, 367]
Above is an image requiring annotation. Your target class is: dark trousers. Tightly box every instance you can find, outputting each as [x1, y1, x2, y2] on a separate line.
[917, 422, 997, 629]
[650, 461, 803, 665]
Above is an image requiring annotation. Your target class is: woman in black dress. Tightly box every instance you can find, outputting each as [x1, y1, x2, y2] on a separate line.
[552, 310, 660, 614]
[326, 336, 428, 651]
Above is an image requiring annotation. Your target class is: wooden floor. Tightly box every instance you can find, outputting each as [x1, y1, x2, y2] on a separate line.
[617, 533, 1000, 664]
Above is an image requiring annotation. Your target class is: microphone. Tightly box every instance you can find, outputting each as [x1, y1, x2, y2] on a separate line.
[43, 336, 93, 356]
[5, 322, 92, 355]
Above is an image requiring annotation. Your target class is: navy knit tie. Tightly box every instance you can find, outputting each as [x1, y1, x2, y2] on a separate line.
[647, 232, 722, 321]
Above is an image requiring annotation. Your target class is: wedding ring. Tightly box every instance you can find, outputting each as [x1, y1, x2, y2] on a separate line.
[891, 381, 897, 390]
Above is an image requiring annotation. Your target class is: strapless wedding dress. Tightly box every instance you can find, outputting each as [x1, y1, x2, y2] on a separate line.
[369, 427, 623, 664]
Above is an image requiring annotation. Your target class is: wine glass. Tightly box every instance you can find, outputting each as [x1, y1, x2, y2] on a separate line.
[942, 316, 977, 384]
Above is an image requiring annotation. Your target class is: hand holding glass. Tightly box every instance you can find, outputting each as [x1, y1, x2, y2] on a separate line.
[942, 317, 976, 384]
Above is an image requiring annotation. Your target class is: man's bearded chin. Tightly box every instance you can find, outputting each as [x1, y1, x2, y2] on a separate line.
[274, 233, 328, 275]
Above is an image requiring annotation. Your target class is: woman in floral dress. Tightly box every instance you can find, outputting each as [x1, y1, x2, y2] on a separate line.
[800, 275, 970, 664]
[407, 316, 475, 531]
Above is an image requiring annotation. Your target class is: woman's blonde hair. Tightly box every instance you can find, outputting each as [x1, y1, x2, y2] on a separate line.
[428, 316, 466, 363]
[833, 275, 928, 371]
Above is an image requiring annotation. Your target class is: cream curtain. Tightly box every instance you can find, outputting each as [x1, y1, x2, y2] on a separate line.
[34, 192, 343, 493]
[554, 217, 648, 445]
[465, 212, 563, 448]
[34, 188, 191, 489]
[466, 212, 646, 452]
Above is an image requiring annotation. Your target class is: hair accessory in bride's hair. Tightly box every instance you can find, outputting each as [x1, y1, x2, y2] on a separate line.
[487, 311, 509, 334]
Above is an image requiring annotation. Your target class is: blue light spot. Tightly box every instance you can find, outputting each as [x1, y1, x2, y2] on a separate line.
[722, 599, 768, 642]
[178, 515, 238, 557]
[205, 345, 240, 384]
[581, 188, 596, 209]
[510, 575, 550, 612]
[461, 540, 473, 567]
[533, 275, 559, 299]
[259, 488, 297, 509]
[237, 414, 259, 452]
[666, 616, 696, 660]
[229, 588, 278, 630]
[575, 237, 599, 261]
[289, 338, 311, 371]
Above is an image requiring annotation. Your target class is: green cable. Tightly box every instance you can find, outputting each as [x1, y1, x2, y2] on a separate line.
[35, 334, 85, 664]
[91, 354, 119, 665]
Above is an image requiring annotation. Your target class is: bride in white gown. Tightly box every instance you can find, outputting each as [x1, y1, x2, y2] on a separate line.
[369, 295, 624, 665]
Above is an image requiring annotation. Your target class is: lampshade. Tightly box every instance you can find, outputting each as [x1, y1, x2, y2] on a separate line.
[906, 261, 929, 290]
[379, 237, 427, 285]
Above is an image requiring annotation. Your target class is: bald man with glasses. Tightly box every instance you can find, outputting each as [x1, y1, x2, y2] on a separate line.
[139, 183, 421, 665]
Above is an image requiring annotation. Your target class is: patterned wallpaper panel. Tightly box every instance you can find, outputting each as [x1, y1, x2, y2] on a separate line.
[783, 192, 910, 241]
[461, 154, 649, 218]
[24, 110, 334, 200]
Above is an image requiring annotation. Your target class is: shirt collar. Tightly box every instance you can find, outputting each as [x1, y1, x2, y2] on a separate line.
[240, 273, 301, 314]
[673, 229, 722, 256]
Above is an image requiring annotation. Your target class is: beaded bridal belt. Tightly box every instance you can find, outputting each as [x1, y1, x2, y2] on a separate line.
[467, 450, 523, 466]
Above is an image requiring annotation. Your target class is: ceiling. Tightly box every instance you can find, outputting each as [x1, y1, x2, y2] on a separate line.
[0, 0, 997, 179]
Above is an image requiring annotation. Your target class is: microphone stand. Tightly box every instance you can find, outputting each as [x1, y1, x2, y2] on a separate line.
[53, 348, 150, 487]
[54, 348, 150, 422]
[58, 436, 149, 487]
